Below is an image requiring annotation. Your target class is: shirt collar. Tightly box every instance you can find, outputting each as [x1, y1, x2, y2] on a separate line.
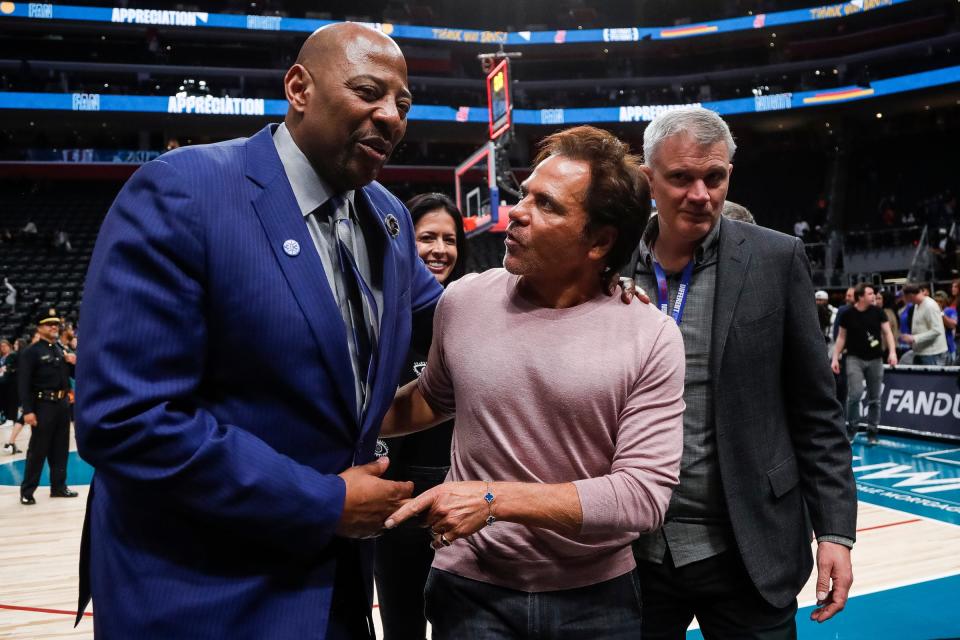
[637, 213, 723, 271]
[272, 122, 354, 218]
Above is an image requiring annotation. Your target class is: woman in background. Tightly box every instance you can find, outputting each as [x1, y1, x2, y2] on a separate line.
[1, 339, 23, 453]
[375, 193, 468, 640]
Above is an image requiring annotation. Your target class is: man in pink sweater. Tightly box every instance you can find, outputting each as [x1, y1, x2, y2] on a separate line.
[382, 126, 686, 638]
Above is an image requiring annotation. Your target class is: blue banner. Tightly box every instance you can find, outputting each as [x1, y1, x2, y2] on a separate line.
[1, 64, 957, 122]
[25, 148, 162, 163]
[0, 1, 915, 45]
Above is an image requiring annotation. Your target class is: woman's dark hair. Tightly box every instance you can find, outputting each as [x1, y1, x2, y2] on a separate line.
[406, 192, 469, 285]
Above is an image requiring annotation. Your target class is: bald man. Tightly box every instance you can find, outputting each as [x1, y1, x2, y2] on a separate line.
[76, 24, 442, 638]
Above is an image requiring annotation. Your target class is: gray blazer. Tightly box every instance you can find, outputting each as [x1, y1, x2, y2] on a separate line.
[623, 216, 857, 608]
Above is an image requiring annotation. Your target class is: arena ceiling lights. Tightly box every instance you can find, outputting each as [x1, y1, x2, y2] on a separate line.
[0, 0, 916, 45]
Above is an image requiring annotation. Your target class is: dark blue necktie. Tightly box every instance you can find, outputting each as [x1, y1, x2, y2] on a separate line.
[330, 197, 379, 392]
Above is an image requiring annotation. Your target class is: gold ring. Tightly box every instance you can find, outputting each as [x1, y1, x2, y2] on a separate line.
[439, 534, 452, 547]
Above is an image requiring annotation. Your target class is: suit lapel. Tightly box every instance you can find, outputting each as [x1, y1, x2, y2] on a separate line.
[244, 125, 357, 427]
[354, 187, 401, 439]
[711, 217, 751, 376]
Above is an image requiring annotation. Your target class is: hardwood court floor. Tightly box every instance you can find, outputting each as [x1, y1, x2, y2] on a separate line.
[1, 428, 959, 639]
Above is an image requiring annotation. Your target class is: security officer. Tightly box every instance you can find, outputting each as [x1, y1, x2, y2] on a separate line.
[18, 311, 78, 505]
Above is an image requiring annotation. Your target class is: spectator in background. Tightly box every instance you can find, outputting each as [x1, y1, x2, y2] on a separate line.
[897, 291, 914, 355]
[793, 217, 810, 239]
[722, 200, 755, 224]
[374, 192, 469, 640]
[0, 339, 23, 454]
[21, 219, 38, 243]
[934, 291, 957, 365]
[832, 287, 855, 409]
[815, 290, 835, 346]
[950, 279, 959, 311]
[833, 287, 856, 341]
[901, 283, 948, 365]
[52, 229, 73, 253]
[875, 291, 900, 350]
[3, 277, 15, 308]
[832, 284, 897, 445]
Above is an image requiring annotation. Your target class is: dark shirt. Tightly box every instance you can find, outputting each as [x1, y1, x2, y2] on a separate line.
[832, 304, 849, 341]
[633, 216, 730, 568]
[838, 305, 887, 360]
[18, 339, 71, 414]
[816, 305, 832, 339]
[380, 345, 454, 494]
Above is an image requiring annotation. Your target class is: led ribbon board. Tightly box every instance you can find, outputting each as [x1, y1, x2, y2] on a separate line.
[2, 65, 956, 122]
[0, 1, 915, 44]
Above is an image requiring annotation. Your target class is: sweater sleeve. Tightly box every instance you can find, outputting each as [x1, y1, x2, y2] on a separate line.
[573, 318, 686, 534]
[416, 285, 456, 418]
[912, 300, 945, 350]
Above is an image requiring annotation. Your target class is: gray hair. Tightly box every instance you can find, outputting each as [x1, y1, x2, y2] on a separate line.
[722, 200, 755, 224]
[643, 106, 736, 167]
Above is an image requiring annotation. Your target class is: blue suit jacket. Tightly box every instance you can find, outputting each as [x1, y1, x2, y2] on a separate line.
[75, 124, 442, 638]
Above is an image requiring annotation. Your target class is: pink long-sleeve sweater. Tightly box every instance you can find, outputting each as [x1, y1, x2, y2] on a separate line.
[418, 269, 685, 592]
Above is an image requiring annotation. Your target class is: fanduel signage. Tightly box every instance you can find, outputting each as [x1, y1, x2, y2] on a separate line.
[880, 368, 960, 439]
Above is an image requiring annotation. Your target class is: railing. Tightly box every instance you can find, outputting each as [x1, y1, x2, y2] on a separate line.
[906, 226, 932, 283]
[845, 226, 923, 253]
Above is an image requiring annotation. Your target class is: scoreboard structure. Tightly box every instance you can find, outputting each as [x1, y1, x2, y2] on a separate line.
[486, 58, 512, 141]
[455, 54, 519, 236]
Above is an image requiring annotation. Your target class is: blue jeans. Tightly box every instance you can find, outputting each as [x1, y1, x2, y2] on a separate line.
[424, 568, 643, 639]
[914, 352, 947, 366]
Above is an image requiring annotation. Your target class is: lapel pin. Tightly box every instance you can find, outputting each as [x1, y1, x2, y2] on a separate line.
[385, 214, 400, 239]
[282, 239, 300, 257]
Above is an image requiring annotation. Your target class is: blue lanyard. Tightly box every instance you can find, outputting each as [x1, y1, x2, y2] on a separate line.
[653, 260, 694, 326]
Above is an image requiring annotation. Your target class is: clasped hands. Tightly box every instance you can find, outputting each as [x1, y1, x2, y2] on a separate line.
[334, 458, 491, 546]
[385, 481, 493, 549]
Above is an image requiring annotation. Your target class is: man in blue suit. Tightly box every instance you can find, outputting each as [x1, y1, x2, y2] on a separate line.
[75, 23, 442, 638]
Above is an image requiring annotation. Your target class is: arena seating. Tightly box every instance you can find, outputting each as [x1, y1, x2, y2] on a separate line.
[0, 181, 117, 341]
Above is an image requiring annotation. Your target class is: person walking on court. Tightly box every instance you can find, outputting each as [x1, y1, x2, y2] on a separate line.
[832, 284, 897, 444]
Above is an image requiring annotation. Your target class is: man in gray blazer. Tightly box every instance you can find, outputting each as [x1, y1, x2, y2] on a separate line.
[626, 106, 856, 639]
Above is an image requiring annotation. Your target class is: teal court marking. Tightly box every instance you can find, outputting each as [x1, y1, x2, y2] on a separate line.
[851, 434, 960, 526]
[686, 572, 960, 639]
[0, 451, 94, 486]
